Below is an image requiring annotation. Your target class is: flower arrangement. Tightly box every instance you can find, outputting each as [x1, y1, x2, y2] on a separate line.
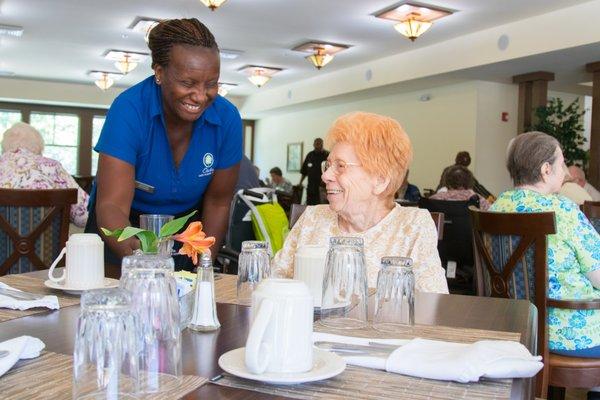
[101, 211, 215, 264]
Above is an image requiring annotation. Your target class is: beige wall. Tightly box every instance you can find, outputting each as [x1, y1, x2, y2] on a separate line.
[254, 81, 480, 192]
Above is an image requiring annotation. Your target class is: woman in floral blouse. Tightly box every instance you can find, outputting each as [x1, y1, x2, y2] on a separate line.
[491, 131, 600, 358]
[0, 122, 89, 227]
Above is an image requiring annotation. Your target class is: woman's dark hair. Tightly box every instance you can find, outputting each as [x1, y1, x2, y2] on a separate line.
[148, 18, 218, 68]
[269, 167, 283, 176]
[445, 165, 474, 190]
[506, 131, 560, 186]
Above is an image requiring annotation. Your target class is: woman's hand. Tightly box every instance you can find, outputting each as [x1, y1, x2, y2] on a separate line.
[95, 153, 139, 257]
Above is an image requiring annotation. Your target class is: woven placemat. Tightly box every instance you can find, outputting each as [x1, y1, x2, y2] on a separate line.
[214, 273, 240, 305]
[0, 351, 208, 400]
[213, 323, 521, 400]
[0, 274, 80, 323]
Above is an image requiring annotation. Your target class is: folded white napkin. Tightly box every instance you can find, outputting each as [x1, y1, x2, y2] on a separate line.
[0, 282, 59, 311]
[0, 336, 45, 377]
[313, 332, 543, 382]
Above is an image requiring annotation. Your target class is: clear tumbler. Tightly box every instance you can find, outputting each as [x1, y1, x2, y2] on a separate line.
[320, 237, 368, 329]
[139, 214, 174, 256]
[73, 288, 139, 399]
[120, 253, 181, 394]
[237, 241, 271, 305]
[373, 256, 415, 332]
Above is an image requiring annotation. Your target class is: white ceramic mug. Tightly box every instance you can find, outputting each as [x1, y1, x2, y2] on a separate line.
[48, 233, 104, 289]
[294, 245, 328, 308]
[245, 279, 313, 374]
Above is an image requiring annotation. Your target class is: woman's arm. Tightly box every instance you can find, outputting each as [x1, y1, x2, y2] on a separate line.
[201, 163, 240, 261]
[95, 153, 139, 257]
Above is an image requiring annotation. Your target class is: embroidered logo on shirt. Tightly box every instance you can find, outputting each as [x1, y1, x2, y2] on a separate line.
[199, 152, 215, 178]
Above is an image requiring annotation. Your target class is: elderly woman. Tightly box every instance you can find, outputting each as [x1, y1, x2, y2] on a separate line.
[0, 122, 89, 227]
[491, 131, 600, 358]
[273, 112, 448, 293]
[430, 165, 491, 210]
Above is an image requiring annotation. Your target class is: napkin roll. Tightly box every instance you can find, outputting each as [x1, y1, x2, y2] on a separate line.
[0, 336, 46, 377]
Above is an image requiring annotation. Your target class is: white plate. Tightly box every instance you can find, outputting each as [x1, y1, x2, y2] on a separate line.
[44, 278, 120, 295]
[218, 347, 346, 385]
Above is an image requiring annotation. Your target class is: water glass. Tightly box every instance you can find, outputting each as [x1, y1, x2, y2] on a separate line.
[73, 288, 139, 400]
[237, 241, 271, 305]
[320, 237, 368, 329]
[120, 253, 182, 394]
[373, 256, 415, 332]
[139, 214, 174, 255]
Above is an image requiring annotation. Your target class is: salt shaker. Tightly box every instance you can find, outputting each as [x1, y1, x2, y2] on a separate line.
[188, 251, 221, 331]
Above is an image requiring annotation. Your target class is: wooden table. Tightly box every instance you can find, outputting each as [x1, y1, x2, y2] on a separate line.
[0, 270, 537, 400]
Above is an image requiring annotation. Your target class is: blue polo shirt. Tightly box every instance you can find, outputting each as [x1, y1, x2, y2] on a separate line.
[92, 76, 242, 215]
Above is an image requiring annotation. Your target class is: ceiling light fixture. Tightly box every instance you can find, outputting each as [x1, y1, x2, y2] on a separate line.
[374, 2, 453, 41]
[104, 50, 149, 74]
[129, 17, 161, 43]
[292, 41, 350, 70]
[239, 65, 282, 88]
[220, 49, 244, 60]
[200, 0, 227, 11]
[0, 24, 23, 37]
[89, 71, 124, 91]
[218, 82, 237, 97]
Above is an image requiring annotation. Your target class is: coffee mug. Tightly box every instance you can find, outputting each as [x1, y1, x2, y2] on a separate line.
[48, 233, 104, 289]
[245, 279, 313, 375]
[294, 245, 327, 308]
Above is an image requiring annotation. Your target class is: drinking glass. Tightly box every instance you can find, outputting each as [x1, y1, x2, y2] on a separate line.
[320, 237, 368, 329]
[237, 241, 271, 305]
[120, 253, 182, 394]
[373, 256, 415, 332]
[139, 214, 174, 256]
[73, 288, 139, 400]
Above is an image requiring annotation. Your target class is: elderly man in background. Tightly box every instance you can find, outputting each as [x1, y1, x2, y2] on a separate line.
[568, 165, 600, 201]
[0, 122, 89, 227]
[560, 165, 592, 205]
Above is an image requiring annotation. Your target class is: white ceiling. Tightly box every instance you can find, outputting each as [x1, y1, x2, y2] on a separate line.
[0, 0, 594, 97]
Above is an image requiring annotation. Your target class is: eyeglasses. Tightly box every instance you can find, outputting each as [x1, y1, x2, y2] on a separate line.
[321, 160, 361, 175]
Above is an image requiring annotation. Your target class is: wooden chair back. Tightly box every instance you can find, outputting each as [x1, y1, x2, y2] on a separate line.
[429, 211, 444, 241]
[582, 201, 600, 233]
[469, 208, 600, 397]
[0, 188, 77, 275]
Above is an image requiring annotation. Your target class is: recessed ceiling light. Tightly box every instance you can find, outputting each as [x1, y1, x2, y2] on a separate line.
[238, 65, 283, 88]
[0, 24, 23, 37]
[220, 49, 244, 60]
[129, 17, 161, 43]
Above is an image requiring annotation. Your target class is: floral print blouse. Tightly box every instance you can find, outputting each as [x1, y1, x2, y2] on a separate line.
[491, 189, 600, 351]
[0, 149, 89, 227]
[272, 204, 449, 293]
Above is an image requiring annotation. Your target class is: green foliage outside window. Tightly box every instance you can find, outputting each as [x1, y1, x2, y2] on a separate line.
[530, 98, 588, 167]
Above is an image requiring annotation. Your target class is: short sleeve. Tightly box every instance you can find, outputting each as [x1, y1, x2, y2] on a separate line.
[215, 106, 242, 170]
[568, 208, 600, 274]
[94, 95, 142, 166]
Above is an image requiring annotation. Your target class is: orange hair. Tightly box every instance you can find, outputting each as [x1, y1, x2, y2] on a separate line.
[325, 112, 413, 198]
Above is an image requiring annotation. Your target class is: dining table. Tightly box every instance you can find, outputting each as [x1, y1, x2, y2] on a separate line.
[0, 268, 538, 400]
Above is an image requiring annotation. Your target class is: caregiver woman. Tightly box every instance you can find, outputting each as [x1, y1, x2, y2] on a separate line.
[86, 18, 241, 266]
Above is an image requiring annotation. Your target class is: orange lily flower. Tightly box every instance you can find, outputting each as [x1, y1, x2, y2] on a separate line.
[172, 222, 215, 265]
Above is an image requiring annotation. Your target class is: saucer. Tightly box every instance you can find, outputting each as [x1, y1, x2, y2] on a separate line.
[218, 347, 346, 385]
[44, 278, 120, 295]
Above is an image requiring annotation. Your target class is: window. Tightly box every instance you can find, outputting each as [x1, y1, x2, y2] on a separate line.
[0, 109, 22, 144]
[91, 116, 105, 175]
[30, 112, 80, 175]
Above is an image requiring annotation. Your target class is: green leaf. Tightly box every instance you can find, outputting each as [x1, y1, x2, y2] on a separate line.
[136, 231, 158, 253]
[159, 210, 197, 237]
[118, 227, 150, 241]
[100, 227, 124, 238]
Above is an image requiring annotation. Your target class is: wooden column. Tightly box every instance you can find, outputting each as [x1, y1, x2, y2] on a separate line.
[512, 71, 555, 134]
[586, 62, 600, 188]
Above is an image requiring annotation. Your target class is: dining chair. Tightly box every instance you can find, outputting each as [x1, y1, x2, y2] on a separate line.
[469, 208, 600, 399]
[582, 201, 600, 233]
[0, 188, 77, 275]
[289, 203, 307, 229]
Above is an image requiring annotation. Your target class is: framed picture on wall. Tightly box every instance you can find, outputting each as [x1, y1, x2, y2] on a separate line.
[286, 142, 303, 172]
